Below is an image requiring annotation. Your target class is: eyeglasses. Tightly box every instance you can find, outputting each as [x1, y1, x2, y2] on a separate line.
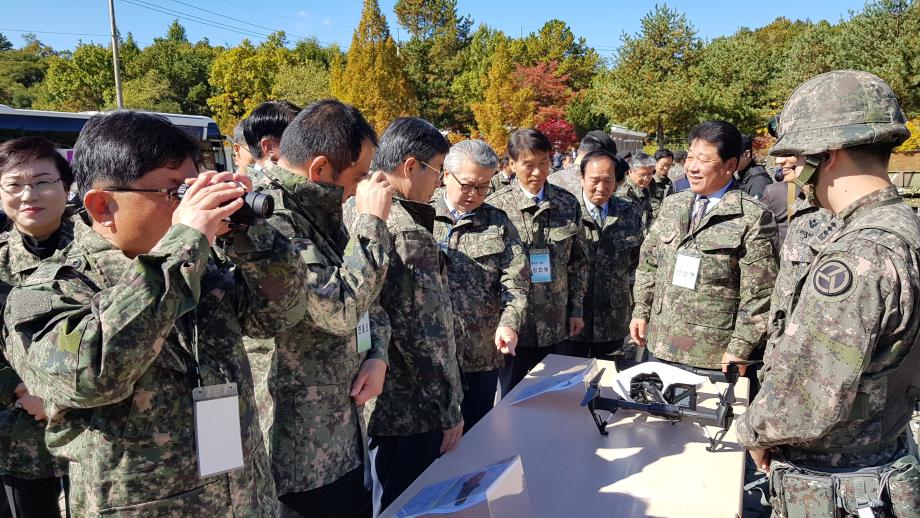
[417, 159, 444, 179]
[101, 186, 182, 203]
[448, 171, 491, 196]
[0, 179, 63, 197]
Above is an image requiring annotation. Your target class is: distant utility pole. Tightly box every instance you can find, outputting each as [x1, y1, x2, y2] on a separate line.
[108, 0, 124, 109]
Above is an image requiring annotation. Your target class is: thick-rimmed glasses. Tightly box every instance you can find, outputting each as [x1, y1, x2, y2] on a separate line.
[0, 179, 63, 197]
[448, 171, 490, 196]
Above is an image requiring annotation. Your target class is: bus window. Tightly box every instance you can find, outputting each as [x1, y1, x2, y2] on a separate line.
[204, 140, 230, 172]
[0, 115, 23, 141]
[21, 116, 85, 148]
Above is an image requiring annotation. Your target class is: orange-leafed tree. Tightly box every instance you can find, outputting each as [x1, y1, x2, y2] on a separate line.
[330, 0, 417, 133]
[472, 36, 534, 153]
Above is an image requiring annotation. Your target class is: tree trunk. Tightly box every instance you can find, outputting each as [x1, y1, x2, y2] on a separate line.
[656, 118, 664, 150]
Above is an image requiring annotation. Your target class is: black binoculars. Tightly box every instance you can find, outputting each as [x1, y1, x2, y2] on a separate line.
[175, 182, 274, 225]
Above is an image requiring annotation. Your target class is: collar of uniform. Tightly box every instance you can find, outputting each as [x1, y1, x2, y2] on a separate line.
[517, 181, 545, 204]
[67, 218, 138, 285]
[581, 190, 608, 222]
[811, 185, 901, 247]
[835, 185, 901, 224]
[694, 187, 744, 221]
[264, 165, 345, 216]
[3, 227, 40, 275]
[393, 196, 436, 234]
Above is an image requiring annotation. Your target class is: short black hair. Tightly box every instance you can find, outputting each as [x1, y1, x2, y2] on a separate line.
[243, 100, 301, 159]
[507, 128, 552, 161]
[579, 150, 624, 183]
[740, 134, 754, 153]
[371, 117, 449, 172]
[688, 121, 743, 164]
[653, 148, 674, 161]
[280, 99, 377, 177]
[73, 110, 201, 198]
[674, 150, 687, 163]
[0, 137, 74, 190]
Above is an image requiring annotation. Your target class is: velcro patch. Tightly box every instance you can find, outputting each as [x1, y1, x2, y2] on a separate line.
[813, 260, 853, 297]
[7, 290, 53, 323]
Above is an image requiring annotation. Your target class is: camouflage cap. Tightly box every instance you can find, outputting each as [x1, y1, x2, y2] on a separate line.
[770, 70, 910, 157]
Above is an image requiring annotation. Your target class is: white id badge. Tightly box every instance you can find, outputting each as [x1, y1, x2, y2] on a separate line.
[356, 311, 371, 353]
[192, 383, 244, 478]
[672, 251, 701, 290]
[530, 249, 552, 284]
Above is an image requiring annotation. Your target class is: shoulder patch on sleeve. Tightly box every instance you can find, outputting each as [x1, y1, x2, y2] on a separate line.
[813, 259, 854, 297]
[6, 289, 53, 323]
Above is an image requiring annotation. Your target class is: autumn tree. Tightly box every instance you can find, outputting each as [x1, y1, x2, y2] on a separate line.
[331, 0, 416, 133]
[513, 60, 573, 124]
[513, 20, 600, 91]
[593, 5, 702, 147]
[208, 33, 296, 133]
[271, 60, 330, 107]
[537, 118, 577, 149]
[394, 0, 471, 129]
[472, 36, 534, 152]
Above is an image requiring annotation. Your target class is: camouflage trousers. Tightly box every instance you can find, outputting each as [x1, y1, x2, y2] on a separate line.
[767, 455, 920, 518]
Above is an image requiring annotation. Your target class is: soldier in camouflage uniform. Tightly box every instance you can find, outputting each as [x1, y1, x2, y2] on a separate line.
[488, 155, 514, 194]
[361, 118, 463, 514]
[0, 137, 73, 517]
[486, 128, 588, 396]
[648, 148, 675, 219]
[236, 100, 301, 439]
[566, 151, 643, 363]
[1, 112, 311, 517]
[630, 121, 778, 373]
[250, 100, 394, 517]
[432, 140, 529, 432]
[737, 70, 920, 518]
[240, 100, 301, 191]
[615, 152, 656, 231]
[548, 130, 618, 197]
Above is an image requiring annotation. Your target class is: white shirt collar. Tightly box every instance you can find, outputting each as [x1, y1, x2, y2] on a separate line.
[582, 191, 607, 218]
[518, 182, 545, 203]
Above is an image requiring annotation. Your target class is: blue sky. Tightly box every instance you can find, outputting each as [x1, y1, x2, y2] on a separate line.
[3, 0, 868, 57]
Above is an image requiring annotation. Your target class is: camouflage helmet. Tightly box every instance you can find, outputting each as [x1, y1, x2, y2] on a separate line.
[770, 70, 910, 157]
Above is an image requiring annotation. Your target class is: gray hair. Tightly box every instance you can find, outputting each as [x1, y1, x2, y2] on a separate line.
[444, 139, 499, 174]
[630, 151, 656, 169]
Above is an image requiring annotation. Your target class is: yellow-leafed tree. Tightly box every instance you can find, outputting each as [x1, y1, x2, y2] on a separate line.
[472, 36, 534, 154]
[331, 0, 417, 133]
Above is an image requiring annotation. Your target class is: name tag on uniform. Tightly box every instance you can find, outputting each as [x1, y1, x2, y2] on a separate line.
[192, 383, 244, 478]
[672, 251, 701, 290]
[356, 311, 371, 353]
[530, 249, 552, 284]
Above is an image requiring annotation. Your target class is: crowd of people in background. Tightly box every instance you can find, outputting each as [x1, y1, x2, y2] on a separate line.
[0, 69, 918, 518]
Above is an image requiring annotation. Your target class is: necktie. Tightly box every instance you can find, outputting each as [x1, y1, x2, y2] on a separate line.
[691, 196, 709, 229]
[591, 206, 603, 228]
[532, 196, 540, 206]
